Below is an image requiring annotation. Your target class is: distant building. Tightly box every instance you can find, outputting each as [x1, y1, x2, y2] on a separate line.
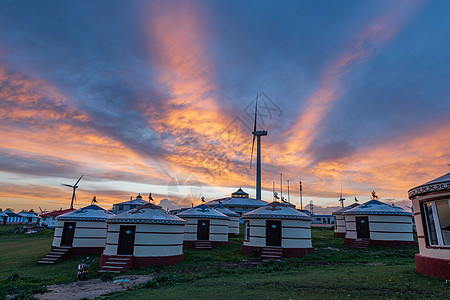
[204, 188, 269, 216]
[4, 210, 24, 224]
[0, 209, 8, 225]
[39, 208, 75, 227]
[332, 203, 360, 237]
[18, 211, 38, 224]
[112, 194, 148, 215]
[310, 214, 334, 225]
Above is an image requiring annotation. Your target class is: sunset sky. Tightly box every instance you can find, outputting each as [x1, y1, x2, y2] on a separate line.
[1, 0, 449, 212]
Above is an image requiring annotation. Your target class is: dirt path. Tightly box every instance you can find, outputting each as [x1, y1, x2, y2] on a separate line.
[36, 274, 153, 300]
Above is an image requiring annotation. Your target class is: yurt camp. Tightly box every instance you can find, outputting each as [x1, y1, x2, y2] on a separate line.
[213, 204, 240, 236]
[205, 188, 268, 216]
[343, 199, 414, 248]
[408, 173, 450, 279]
[177, 204, 229, 249]
[100, 203, 185, 271]
[241, 201, 313, 259]
[332, 203, 360, 237]
[38, 204, 114, 264]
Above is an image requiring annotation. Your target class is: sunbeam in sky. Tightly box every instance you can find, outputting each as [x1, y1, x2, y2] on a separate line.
[0, 0, 449, 212]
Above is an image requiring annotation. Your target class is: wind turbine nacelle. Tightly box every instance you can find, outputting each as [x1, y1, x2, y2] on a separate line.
[252, 130, 268, 136]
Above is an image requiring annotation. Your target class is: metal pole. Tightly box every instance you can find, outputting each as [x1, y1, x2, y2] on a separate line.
[272, 181, 275, 201]
[300, 181, 303, 210]
[287, 180, 290, 203]
[280, 173, 283, 201]
[256, 135, 262, 200]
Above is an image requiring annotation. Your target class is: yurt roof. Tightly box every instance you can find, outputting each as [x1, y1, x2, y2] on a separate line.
[213, 204, 240, 217]
[4, 210, 23, 218]
[18, 212, 36, 218]
[57, 205, 115, 221]
[205, 197, 268, 208]
[332, 203, 360, 215]
[40, 208, 75, 218]
[242, 202, 311, 221]
[343, 200, 412, 216]
[0, 211, 7, 217]
[114, 198, 148, 206]
[408, 172, 450, 198]
[177, 204, 229, 220]
[108, 203, 185, 225]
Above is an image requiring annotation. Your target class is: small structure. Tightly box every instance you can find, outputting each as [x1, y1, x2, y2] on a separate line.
[408, 173, 450, 279]
[332, 203, 360, 237]
[112, 194, 148, 215]
[100, 203, 185, 271]
[18, 211, 38, 224]
[4, 210, 24, 224]
[38, 204, 114, 264]
[39, 208, 75, 227]
[343, 200, 414, 248]
[242, 202, 313, 259]
[0, 210, 7, 225]
[310, 214, 334, 225]
[177, 204, 229, 248]
[205, 188, 268, 216]
[213, 204, 240, 236]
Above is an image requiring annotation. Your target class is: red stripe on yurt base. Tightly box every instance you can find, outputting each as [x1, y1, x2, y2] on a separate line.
[344, 238, 415, 247]
[415, 254, 450, 279]
[334, 232, 346, 238]
[241, 245, 314, 258]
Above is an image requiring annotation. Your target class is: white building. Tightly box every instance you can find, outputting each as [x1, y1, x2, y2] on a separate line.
[18, 211, 38, 224]
[112, 194, 148, 215]
[205, 188, 268, 216]
[242, 202, 313, 258]
[4, 210, 24, 224]
[343, 200, 414, 247]
[39, 208, 75, 227]
[38, 204, 114, 264]
[100, 203, 185, 271]
[332, 203, 360, 237]
[408, 173, 450, 279]
[213, 204, 240, 236]
[177, 204, 229, 248]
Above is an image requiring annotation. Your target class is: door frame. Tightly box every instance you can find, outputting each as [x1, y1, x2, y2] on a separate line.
[197, 219, 210, 241]
[61, 221, 76, 246]
[117, 225, 136, 255]
[266, 220, 282, 246]
[356, 216, 370, 239]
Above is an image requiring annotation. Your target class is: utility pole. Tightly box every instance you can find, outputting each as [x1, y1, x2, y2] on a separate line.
[299, 181, 303, 210]
[272, 181, 275, 201]
[287, 180, 290, 203]
[280, 173, 283, 201]
[310, 200, 314, 215]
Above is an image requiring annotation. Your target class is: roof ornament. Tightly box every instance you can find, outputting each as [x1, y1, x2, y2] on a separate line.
[91, 196, 97, 205]
[148, 193, 154, 203]
[265, 202, 284, 211]
[354, 196, 359, 203]
[201, 196, 206, 203]
[371, 191, 378, 200]
[136, 193, 142, 199]
[273, 191, 280, 200]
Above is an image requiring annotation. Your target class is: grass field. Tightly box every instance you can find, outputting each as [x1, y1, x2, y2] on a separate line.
[0, 224, 448, 299]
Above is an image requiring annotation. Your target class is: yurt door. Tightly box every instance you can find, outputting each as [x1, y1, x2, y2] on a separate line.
[197, 220, 210, 240]
[266, 220, 282, 246]
[61, 222, 76, 246]
[118, 225, 136, 255]
[356, 217, 370, 239]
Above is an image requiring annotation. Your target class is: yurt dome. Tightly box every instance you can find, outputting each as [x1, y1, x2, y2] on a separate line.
[112, 193, 149, 215]
[242, 202, 313, 258]
[39, 204, 114, 264]
[177, 204, 229, 248]
[214, 204, 240, 236]
[0, 210, 7, 225]
[205, 188, 268, 216]
[332, 203, 360, 237]
[100, 203, 185, 271]
[408, 173, 450, 279]
[342, 199, 414, 248]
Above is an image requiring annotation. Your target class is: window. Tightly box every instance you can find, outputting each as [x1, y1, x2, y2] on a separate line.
[422, 200, 450, 246]
[244, 221, 250, 241]
[118, 205, 124, 211]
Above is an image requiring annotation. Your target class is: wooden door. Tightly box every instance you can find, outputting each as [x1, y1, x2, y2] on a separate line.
[197, 220, 210, 240]
[117, 225, 136, 255]
[266, 220, 282, 246]
[356, 217, 370, 239]
[61, 222, 76, 246]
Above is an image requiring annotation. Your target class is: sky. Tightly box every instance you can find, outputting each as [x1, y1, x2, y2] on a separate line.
[0, 0, 449, 212]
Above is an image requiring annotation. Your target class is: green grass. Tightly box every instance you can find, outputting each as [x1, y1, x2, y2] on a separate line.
[1, 225, 448, 299]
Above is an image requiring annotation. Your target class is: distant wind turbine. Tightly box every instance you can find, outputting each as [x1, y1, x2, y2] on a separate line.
[250, 93, 268, 200]
[61, 175, 83, 209]
[338, 187, 345, 208]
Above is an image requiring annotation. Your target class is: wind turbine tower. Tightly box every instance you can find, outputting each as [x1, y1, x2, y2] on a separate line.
[250, 93, 267, 200]
[61, 175, 83, 209]
[338, 188, 346, 208]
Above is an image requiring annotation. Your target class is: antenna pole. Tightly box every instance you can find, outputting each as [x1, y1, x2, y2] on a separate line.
[310, 200, 314, 215]
[272, 181, 275, 201]
[300, 181, 303, 210]
[280, 173, 283, 201]
[287, 180, 290, 203]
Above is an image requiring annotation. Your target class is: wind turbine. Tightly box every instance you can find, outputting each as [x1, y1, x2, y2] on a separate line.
[338, 187, 345, 208]
[250, 93, 267, 200]
[61, 175, 83, 209]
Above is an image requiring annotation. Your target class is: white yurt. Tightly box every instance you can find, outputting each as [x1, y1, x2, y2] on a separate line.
[213, 204, 240, 236]
[205, 188, 268, 216]
[100, 203, 185, 271]
[343, 200, 414, 247]
[408, 173, 450, 279]
[112, 193, 149, 215]
[39, 204, 114, 264]
[332, 203, 360, 237]
[177, 204, 229, 248]
[242, 202, 313, 258]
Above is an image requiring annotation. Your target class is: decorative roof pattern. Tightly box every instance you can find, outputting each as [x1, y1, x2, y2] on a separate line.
[108, 203, 186, 225]
[57, 205, 115, 221]
[343, 200, 412, 216]
[332, 203, 360, 215]
[213, 205, 240, 217]
[177, 204, 229, 220]
[113, 198, 148, 206]
[408, 173, 450, 198]
[242, 202, 311, 221]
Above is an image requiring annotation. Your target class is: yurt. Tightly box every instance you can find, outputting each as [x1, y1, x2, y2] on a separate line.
[205, 188, 268, 216]
[177, 204, 229, 248]
[242, 202, 313, 259]
[38, 204, 114, 264]
[408, 173, 450, 279]
[100, 203, 185, 271]
[112, 193, 148, 215]
[332, 203, 360, 237]
[0, 210, 7, 225]
[343, 200, 414, 248]
[213, 204, 240, 236]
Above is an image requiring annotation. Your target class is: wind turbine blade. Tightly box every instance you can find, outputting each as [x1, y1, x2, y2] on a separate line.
[61, 184, 74, 188]
[250, 93, 258, 168]
[74, 175, 83, 186]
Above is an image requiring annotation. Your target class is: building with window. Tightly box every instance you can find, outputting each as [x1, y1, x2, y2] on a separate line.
[332, 203, 360, 237]
[408, 173, 450, 279]
[39, 208, 75, 227]
[0, 210, 7, 225]
[112, 194, 148, 215]
[204, 188, 268, 216]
